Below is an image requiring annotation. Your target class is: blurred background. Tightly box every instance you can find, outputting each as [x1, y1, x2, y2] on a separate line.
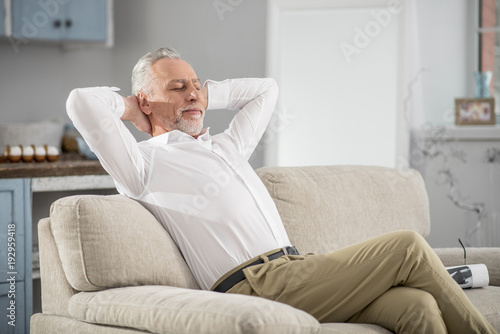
[0, 0, 269, 162]
[0, 0, 499, 248]
[0, 0, 499, 329]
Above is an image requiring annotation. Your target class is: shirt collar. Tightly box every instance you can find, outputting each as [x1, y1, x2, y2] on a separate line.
[148, 128, 211, 145]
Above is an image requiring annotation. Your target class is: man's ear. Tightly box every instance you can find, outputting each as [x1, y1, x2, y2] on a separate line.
[137, 92, 152, 115]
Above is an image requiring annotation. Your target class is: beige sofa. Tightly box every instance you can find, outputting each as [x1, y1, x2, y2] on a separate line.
[31, 165, 500, 333]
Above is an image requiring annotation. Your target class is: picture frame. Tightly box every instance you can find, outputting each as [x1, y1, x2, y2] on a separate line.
[455, 98, 495, 125]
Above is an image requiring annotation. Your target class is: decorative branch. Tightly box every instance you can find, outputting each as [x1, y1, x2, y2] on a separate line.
[436, 169, 485, 246]
[485, 147, 500, 164]
[415, 125, 486, 246]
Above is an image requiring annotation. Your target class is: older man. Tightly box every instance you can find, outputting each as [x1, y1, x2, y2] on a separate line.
[67, 47, 495, 334]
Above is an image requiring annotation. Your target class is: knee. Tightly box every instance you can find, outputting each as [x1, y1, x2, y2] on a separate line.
[394, 230, 427, 248]
[403, 289, 444, 331]
[410, 288, 440, 312]
[401, 287, 441, 318]
[391, 230, 440, 268]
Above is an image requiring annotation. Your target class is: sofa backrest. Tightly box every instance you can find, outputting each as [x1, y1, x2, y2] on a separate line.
[49, 194, 200, 292]
[256, 165, 430, 255]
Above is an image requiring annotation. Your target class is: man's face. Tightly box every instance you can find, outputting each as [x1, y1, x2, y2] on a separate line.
[145, 58, 206, 137]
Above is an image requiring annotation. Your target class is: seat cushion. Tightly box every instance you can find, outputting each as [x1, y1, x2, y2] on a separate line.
[31, 313, 146, 334]
[50, 195, 199, 291]
[319, 323, 391, 333]
[465, 286, 500, 332]
[68, 285, 321, 334]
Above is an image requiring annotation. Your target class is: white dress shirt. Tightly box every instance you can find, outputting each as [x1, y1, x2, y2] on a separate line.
[66, 78, 292, 290]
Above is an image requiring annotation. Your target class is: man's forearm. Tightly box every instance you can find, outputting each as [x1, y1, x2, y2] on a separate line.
[67, 87, 125, 138]
[204, 78, 279, 159]
[204, 78, 278, 111]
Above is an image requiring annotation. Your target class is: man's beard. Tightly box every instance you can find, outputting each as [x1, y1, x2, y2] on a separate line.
[171, 104, 205, 136]
[176, 114, 204, 136]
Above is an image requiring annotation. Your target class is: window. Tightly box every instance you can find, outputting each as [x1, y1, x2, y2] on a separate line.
[479, 0, 499, 114]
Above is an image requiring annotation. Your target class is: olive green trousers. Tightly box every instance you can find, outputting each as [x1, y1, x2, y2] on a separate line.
[226, 231, 496, 334]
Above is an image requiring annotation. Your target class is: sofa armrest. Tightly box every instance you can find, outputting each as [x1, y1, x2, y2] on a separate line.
[49, 194, 199, 291]
[433, 247, 500, 286]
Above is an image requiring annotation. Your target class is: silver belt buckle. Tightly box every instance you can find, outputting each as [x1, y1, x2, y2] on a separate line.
[282, 247, 289, 255]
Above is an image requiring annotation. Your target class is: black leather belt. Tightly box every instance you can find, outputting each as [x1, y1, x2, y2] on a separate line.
[213, 246, 299, 293]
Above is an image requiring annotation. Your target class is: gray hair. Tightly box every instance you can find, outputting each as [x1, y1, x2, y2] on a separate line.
[131, 47, 181, 96]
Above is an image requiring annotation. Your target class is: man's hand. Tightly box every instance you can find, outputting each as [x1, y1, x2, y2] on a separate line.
[201, 85, 208, 110]
[121, 95, 152, 136]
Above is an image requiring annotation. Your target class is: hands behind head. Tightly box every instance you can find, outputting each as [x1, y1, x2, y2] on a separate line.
[121, 95, 153, 136]
[201, 85, 208, 110]
[120, 83, 207, 137]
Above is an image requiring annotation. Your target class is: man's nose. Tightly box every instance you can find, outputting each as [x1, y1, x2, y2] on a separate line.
[187, 87, 200, 101]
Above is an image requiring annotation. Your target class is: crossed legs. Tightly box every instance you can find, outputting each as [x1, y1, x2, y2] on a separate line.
[228, 230, 495, 334]
[348, 286, 447, 333]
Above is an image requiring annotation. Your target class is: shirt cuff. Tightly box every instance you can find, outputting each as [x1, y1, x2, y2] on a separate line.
[205, 79, 230, 110]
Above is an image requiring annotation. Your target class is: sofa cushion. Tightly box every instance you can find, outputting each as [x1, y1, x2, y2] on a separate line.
[319, 323, 391, 333]
[464, 286, 500, 332]
[50, 195, 199, 291]
[256, 165, 430, 254]
[31, 313, 146, 334]
[68, 285, 321, 334]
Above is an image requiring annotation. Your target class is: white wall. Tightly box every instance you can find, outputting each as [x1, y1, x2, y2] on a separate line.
[266, 1, 404, 168]
[413, 0, 478, 127]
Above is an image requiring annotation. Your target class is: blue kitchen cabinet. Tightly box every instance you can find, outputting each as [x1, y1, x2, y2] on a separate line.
[0, 282, 27, 334]
[0, 179, 32, 334]
[64, 0, 108, 42]
[12, 0, 108, 42]
[11, 0, 63, 41]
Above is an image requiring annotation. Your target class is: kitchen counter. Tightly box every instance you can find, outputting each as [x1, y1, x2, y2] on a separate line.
[0, 153, 115, 192]
[0, 153, 107, 179]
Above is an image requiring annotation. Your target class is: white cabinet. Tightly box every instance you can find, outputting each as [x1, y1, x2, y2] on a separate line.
[415, 126, 500, 248]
